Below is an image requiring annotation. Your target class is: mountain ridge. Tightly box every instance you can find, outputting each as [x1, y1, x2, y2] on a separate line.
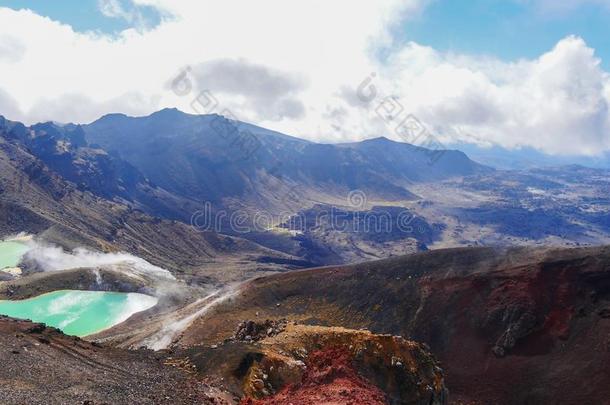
[0, 118, 308, 283]
[82, 108, 491, 216]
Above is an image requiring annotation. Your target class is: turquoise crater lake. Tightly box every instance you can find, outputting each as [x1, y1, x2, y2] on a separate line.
[0, 290, 158, 337]
[0, 240, 30, 269]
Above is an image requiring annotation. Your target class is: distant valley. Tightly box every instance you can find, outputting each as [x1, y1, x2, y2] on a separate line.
[3, 110, 609, 269]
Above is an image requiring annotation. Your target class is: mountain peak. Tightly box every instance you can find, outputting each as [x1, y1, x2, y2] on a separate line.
[366, 136, 395, 144]
[149, 107, 192, 119]
[154, 107, 181, 114]
[96, 112, 129, 122]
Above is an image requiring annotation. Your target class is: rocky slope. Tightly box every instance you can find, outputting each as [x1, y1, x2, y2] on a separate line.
[0, 117, 308, 284]
[0, 116, 192, 220]
[176, 321, 447, 405]
[0, 316, 233, 405]
[178, 245, 610, 404]
[0, 316, 446, 405]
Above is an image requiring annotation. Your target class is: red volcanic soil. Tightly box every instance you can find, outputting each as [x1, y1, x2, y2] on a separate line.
[181, 246, 610, 404]
[241, 347, 388, 405]
[182, 323, 445, 404]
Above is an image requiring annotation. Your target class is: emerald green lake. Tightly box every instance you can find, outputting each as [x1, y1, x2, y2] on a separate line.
[0, 241, 29, 269]
[0, 290, 158, 337]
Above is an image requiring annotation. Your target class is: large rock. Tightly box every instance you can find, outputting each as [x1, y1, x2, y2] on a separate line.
[182, 322, 447, 405]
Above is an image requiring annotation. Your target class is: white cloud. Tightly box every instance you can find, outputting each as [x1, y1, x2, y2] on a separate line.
[398, 36, 610, 155]
[311, 35, 610, 155]
[0, 1, 609, 155]
[0, 87, 23, 121]
[0, 34, 25, 63]
[97, 0, 160, 30]
[27, 92, 160, 125]
[190, 59, 307, 121]
[98, 0, 130, 20]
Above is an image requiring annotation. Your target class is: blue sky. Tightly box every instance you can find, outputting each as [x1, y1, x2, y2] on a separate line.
[3, 0, 609, 67]
[399, 0, 610, 69]
[0, 0, 162, 33]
